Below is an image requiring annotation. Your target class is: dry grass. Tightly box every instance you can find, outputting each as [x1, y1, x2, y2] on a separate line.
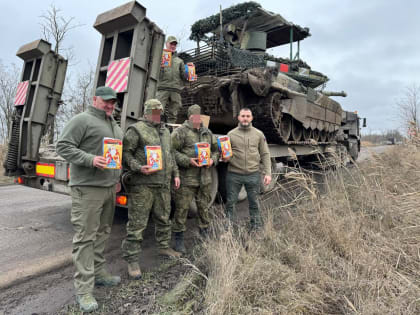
[182, 145, 420, 314]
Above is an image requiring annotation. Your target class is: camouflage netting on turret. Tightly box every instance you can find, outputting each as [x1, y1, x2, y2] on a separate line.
[190, 2, 262, 42]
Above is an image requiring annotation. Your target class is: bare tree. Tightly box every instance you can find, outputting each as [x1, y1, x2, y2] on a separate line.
[396, 83, 420, 138]
[39, 4, 81, 143]
[0, 61, 20, 144]
[39, 4, 81, 61]
[55, 66, 95, 135]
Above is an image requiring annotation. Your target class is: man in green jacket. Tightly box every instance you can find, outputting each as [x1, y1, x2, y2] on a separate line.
[56, 86, 123, 313]
[171, 104, 219, 252]
[156, 35, 187, 123]
[121, 99, 181, 280]
[224, 108, 272, 230]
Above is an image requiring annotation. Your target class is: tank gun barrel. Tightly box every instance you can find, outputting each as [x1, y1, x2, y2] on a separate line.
[321, 90, 347, 97]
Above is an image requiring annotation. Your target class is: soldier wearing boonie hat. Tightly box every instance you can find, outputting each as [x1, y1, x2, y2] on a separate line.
[121, 98, 182, 279]
[156, 35, 188, 123]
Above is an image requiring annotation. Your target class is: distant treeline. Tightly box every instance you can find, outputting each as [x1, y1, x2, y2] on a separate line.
[362, 130, 404, 144]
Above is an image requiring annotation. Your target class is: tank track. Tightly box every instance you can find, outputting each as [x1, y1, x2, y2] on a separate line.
[246, 101, 286, 144]
[246, 99, 337, 145]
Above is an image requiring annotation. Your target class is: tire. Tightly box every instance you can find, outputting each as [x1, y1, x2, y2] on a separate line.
[216, 163, 247, 203]
[349, 139, 359, 162]
[260, 158, 279, 194]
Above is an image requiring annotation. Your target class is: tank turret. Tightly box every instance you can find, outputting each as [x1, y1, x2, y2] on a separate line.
[179, 2, 346, 145]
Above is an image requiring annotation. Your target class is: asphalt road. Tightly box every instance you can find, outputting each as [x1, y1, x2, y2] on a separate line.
[358, 144, 390, 161]
[0, 186, 128, 289]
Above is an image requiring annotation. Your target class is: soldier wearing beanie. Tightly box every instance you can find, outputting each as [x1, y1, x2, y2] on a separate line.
[121, 98, 182, 280]
[156, 35, 188, 123]
[171, 104, 219, 253]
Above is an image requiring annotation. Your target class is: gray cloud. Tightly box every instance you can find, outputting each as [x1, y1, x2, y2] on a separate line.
[1, 0, 419, 132]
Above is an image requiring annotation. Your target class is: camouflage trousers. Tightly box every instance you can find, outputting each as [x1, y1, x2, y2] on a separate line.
[156, 90, 182, 124]
[173, 184, 212, 233]
[70, 185, 116, 295]
[121, 185, 172, 262]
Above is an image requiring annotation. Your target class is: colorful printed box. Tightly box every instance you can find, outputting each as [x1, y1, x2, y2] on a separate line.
[217, 136, 232, 159]
[144, 146, 163, 170]
[185, 62, 197, 81]
[194, 142, 211, 166]
[103, 138, 122, 169]
[161, 49, 172, 67]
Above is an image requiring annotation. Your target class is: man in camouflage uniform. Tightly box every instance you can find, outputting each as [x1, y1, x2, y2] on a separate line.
[156, 35, 187, 123]
[121, 99, 182, 279]
[171, 104, 219, 253]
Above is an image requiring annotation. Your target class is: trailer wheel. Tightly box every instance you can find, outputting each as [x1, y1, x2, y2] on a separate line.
[260, 158, 280, 194]
[216, 163, 247, 203]
[349, 140, 359, 163]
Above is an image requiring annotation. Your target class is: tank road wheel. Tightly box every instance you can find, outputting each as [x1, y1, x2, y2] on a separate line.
[320, 130, 328, 142]
[279, 115, 292, 142]
[303, 128, 312, 141]
[326, 131, 336, 142]
[312, 129, 320, 142]
[291, 119, 303, 141]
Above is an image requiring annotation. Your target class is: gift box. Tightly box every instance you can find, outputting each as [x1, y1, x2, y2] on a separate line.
[185, 62, 197, 81]
[217, 136, 232, 159]
[103, 138, 122, 169]
[161, 49, 172, 67]
[194, 142, 210, 166]
[144, 146, 163, 170]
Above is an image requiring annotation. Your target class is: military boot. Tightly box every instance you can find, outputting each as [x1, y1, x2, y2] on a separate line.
[174, 231, 186, 254]
[127, 262, 142, 280]
[158, 247, 182, 258]
[95, 269, 121, 287]
[76, 293, 98, 313]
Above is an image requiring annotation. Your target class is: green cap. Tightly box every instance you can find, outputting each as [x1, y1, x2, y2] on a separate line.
[188, 104, 201, 117]
[95, 86, 117, 100]
[166, 35, 178, 44]
[144, 99, 163, 115]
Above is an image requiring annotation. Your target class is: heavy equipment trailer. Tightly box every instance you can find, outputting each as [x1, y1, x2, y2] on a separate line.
[4, 1, 364, 207]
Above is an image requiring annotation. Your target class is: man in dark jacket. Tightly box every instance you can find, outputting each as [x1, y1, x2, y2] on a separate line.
[121, 99, 181, 280]
[56, 86, 123, 313]
[156, 35, 188, 123]
[171, 105, 219, 252]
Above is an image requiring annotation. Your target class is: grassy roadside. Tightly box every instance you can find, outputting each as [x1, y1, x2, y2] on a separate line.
[56, 144, 420, 314]
[193, 145, 420, 314]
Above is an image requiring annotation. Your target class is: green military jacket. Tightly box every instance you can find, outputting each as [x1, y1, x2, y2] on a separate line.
[122, 118, 179, 187]
[171, 120, 219, 187]
[158, 52, 186, 93]
[56, 106, 123, 187]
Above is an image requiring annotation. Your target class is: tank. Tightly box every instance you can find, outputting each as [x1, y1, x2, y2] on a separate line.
[178, 2, 345, 145]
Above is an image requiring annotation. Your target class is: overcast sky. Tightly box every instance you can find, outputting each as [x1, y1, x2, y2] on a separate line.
[1, 0, 418, 133]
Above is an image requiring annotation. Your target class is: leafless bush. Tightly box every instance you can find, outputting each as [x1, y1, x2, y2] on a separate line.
[183, 146, 420, 314]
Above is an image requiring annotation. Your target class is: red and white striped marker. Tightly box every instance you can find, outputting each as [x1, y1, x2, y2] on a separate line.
[14, 81, 29, 106]
[105, 57, 131, 93]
